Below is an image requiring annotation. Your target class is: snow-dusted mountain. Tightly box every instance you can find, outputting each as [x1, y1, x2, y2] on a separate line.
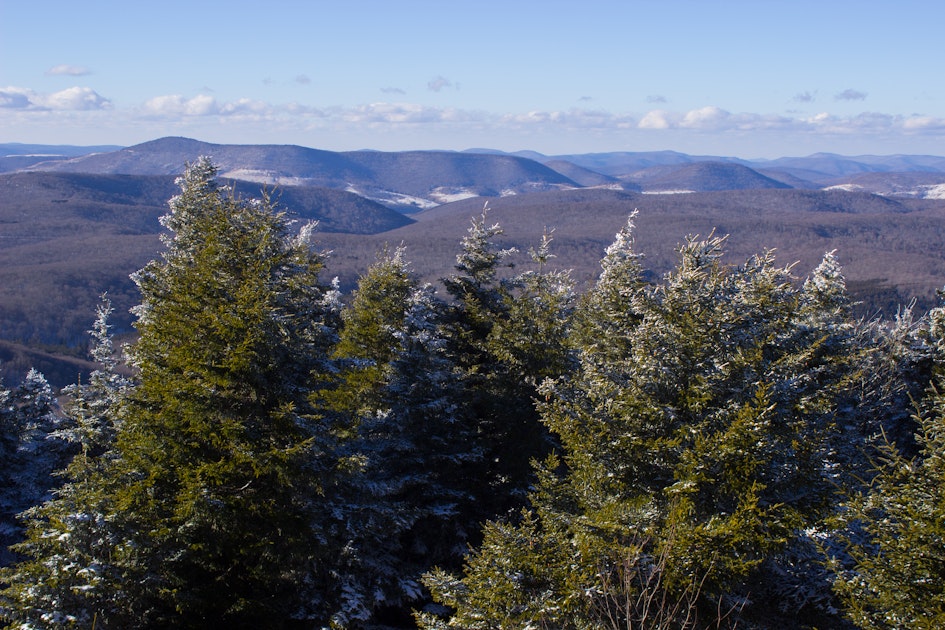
[10, 138, 945, 207]
[17, 137, 579, 212]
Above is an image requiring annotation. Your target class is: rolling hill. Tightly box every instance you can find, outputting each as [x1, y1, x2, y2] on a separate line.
[29, 137, 580, 212]
[624, 161, 792, 192]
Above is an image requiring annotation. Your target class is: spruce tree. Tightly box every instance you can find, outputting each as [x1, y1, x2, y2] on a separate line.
[321, 246, 414, 421]
[327, 283, 479, 626]
[831, 300, 945, 628]
[0, 298, 130, 627]
[100, 158, 338, 626]
[443, 208, 572, 523]
[423, 222, 863, 628]
[312, 246, 421, 625]
[0, 369, 71, 570]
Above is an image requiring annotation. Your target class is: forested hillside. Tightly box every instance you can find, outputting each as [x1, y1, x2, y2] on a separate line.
[1, 161, 943, 628]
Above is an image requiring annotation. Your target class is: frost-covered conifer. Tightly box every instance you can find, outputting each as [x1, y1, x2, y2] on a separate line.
[830, 300, 945, 629]
[490, 229, 576, 384]
[423, 221, 865, 628]
[443, 208, 571, 523]
[70, 158, 342, 626]
[0, 369, 70, 569]
[0, 298, 130, 628]
[327, 283, 479, 626]
[321, 246, 414, 420]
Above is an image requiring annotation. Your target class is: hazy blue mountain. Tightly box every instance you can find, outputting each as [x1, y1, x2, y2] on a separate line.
[28, 137, 579, 212]
[627, 161, 792, 192]
[0, 142, 123, 172]
[19, 138, 945, 201]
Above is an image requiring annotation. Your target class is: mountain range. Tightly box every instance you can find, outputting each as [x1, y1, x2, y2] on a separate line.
[3, 137, 945, 386]
[8, 137, 945, 209]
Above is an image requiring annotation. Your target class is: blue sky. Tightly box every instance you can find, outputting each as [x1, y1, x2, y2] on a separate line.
[2, 0, 944, 158]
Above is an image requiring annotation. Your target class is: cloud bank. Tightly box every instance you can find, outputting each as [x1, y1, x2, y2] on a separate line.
[4, 85, 945, 154]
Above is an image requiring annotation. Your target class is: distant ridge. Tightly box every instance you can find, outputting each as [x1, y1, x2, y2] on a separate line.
[15, 137, 945, 202]
[0, 170, 412, 235]
[0, 142, 124, 172]
[29, 137, 579, 212]
[543, 159, 637, 189]
[629, 161, 792, 193]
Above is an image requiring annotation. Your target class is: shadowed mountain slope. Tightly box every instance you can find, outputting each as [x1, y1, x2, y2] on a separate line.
[627, 161, 792, 192]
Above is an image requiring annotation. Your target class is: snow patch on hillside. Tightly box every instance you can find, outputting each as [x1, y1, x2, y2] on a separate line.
[222, 169, 310, 187]
[823, 184, 866, 193]
[429, 187, 479, 203]
[642, 189, 695, 195]
[345, 185, 439, 211]
[823, 181, 945, 199]
[920, 183, 945, 199]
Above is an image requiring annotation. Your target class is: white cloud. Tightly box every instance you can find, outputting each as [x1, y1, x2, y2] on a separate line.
[341, 102, 467, 124]
[142, 94, 218, 116]
[637, 107, 796, 133]
[680, 106, 730, 129]
[902, 115, 945, 131]
[0, 86, 110, 110]
[44, 86, 111, 110]
[219, 98, 271, 116]
[46, 64, 91, 77]
[0, 87, 33, 109]
[638, 109, 675, 129]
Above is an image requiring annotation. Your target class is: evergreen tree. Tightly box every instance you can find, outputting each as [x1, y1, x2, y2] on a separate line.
[423, 222, 863, 628]
[311, 246, 422, 626]
[442, 208, 572, 523]
[831, 300, 945, 628]
[88, 158, 338, 626]
[0, 369, 70, 569]
[490, 228, 576, 387]
[321, 246, 414, 421]
[0, 298, 130, 627]
[326, 284, 479, 626]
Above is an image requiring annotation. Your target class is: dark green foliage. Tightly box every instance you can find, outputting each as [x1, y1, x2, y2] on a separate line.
[423, 218, 867, 628]
[4, 159, 343, 628]
[442, 208, 575, 524]
[326, 283, 481, 625]
[831, 303, 945, 629]
[0, 369, 72, 569]
[322, 246, 415, 420]
[109, 159, 342, 626]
